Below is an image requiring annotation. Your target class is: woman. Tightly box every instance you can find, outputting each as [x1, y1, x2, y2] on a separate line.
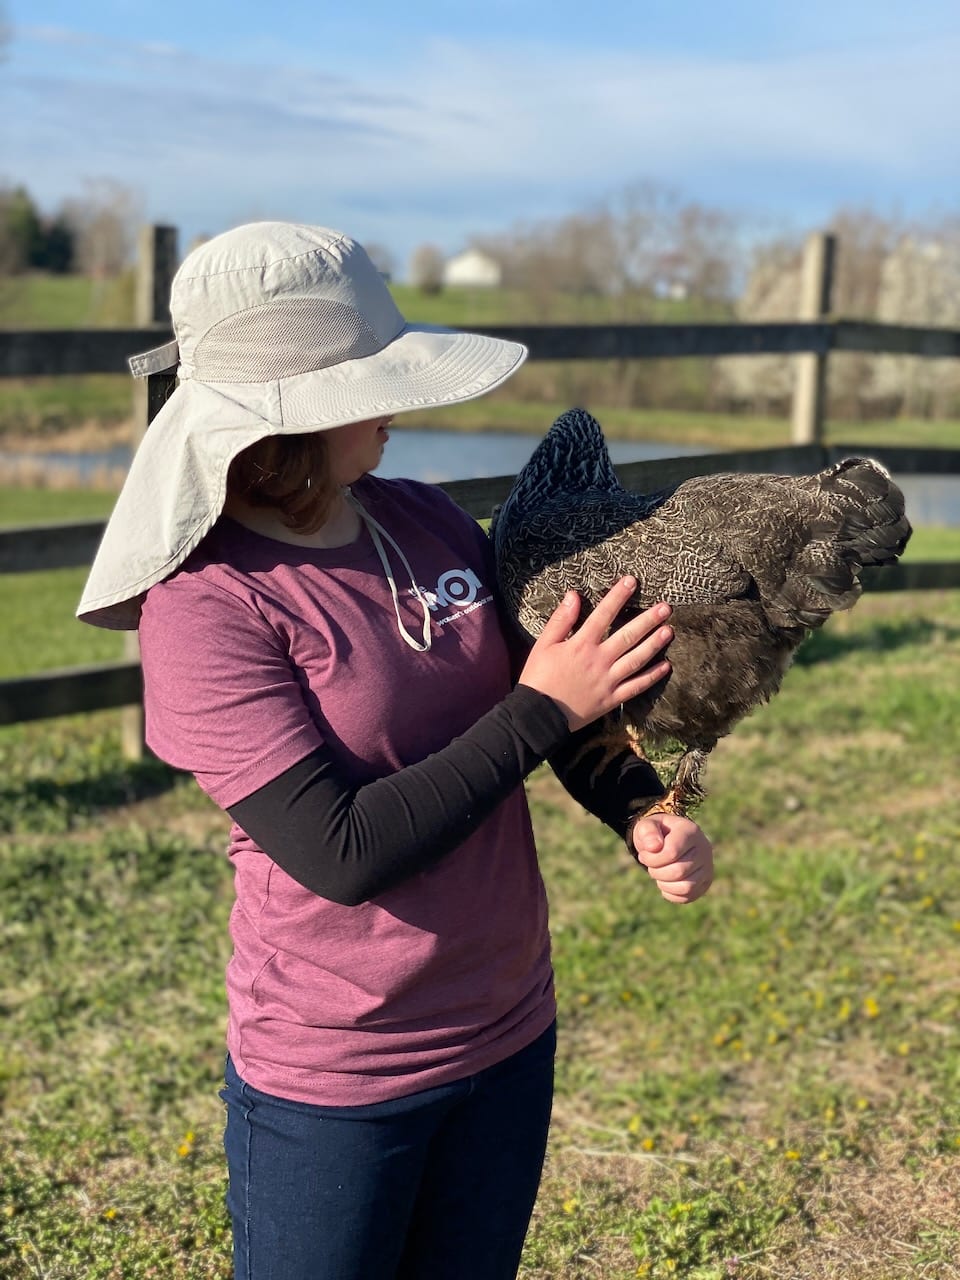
[79, 222, 713, 1279]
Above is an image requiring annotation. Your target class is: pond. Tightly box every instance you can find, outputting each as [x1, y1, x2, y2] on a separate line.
[1, 429, 957, 527]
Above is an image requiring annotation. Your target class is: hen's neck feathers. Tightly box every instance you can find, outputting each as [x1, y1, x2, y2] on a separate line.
[510, 409, 624, 511]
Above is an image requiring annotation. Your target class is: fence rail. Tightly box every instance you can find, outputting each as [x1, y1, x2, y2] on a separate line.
[1, 228, 958, 744]
[4, 318, 960, 377]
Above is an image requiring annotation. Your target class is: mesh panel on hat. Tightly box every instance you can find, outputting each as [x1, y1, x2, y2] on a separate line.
[191, 297, 388, 382]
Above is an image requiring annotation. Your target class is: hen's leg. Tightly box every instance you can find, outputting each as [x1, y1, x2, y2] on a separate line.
[638, 746, 712, 819]
[564, 712, 650, 785]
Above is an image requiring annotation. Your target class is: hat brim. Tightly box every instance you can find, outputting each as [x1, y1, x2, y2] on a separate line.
[77, 324, 526, 629]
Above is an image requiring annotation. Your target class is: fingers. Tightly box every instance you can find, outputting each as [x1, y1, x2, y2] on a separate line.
[633, 817, 715, 905]
[536, 590, 581, 644]
[607, 622, 673, 689]
[658, 879, 712, 905]
[580, 576, 667, 642]
[650, 859, 714, 903]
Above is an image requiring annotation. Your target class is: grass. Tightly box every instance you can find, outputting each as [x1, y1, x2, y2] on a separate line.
[1, 529, 959, 1275]
[0, 272, 135, 329]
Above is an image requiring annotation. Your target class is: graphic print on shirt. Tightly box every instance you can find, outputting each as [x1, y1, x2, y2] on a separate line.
[409, 567, 493, 627]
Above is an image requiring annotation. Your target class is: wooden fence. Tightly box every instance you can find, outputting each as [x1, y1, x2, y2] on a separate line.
[2, 228, 959, 751]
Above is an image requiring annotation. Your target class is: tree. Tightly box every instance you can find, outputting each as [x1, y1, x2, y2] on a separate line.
[38, 214, 75, 273]
[363, 241, 395, 282]
[60, 179, 142, 277]
[408, 243, 445, 294]
[0, 185, 43, 274]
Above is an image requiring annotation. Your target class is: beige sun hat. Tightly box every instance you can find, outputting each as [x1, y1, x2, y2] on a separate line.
[76, 221, 527, 630]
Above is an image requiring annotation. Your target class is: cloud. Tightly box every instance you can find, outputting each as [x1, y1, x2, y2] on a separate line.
[5, 24, 957, 264]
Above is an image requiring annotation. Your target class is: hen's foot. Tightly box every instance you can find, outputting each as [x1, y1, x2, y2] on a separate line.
[569, 720, 647, 785]
[638, 788, 688, 820]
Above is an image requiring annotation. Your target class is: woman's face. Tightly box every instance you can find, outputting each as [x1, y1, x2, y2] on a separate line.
[325, 416, 393, 486]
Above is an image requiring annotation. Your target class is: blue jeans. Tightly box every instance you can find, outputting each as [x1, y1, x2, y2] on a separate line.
[220, 1022, 556, 1280]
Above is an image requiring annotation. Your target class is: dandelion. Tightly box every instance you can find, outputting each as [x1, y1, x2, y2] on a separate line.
[562, 1197, 579, 1215]
[837, 998, 852, 1022]
[628, 1115, 642, 1135]
[641, 1136, 655, 1152]
[785, 1149, 801, 1160]
[863, 997, 880, 1018]
[897, 1041, 911, 1056]
[103, 1208, 118, 1220]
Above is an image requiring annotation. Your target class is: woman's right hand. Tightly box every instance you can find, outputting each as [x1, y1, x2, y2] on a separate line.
[517, 577, 672, 731]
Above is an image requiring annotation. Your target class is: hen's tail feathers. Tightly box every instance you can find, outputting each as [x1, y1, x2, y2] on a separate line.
[775, 457, 912, 629]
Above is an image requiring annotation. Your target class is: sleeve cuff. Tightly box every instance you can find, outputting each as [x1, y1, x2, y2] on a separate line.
[500, 684, 570, 758]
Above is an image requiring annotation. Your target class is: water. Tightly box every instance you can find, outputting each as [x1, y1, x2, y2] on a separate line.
[2, 430, 957, 526]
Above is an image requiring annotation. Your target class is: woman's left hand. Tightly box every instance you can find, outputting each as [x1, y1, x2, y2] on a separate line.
[631, 814, 714, 904]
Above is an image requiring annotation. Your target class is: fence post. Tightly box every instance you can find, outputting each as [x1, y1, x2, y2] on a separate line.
[790, 232, 836, 446]
[122, 224, 179, 760]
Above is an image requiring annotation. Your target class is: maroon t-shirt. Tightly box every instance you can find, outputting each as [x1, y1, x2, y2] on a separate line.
[138, 475, 556, 1105]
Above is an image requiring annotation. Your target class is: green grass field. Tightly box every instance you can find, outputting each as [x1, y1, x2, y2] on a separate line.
[1, 486, 959, 1276]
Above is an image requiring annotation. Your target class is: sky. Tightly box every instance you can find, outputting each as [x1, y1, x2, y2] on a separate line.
[2, 0, 958, 276]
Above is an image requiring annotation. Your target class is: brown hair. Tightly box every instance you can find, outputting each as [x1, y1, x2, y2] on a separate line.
[226, 433, 336, 534]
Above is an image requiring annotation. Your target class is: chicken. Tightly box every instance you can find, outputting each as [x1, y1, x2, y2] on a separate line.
[490, 408, 912, 817]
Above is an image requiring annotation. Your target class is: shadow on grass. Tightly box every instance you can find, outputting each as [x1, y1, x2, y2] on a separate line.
[794, 618, 959, 667]
[0, 755, 181, 834]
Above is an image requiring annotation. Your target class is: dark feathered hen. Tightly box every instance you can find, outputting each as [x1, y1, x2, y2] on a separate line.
[491, 408, 912, 816]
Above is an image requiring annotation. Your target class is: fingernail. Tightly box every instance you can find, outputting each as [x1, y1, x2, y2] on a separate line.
[563, 590, 577, 605]
[659, 627, 673, 641]
[621, 576, 637, 590]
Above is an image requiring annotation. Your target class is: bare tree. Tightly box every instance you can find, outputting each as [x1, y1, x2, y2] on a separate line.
[363, 241, 395, 282]
[408, 243, 445, 294]
[59, 179, 143, 278]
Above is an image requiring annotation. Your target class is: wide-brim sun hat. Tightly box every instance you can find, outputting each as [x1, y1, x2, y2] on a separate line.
[77, 221, 528, 629]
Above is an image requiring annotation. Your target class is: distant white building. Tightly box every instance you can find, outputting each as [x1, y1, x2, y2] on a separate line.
[443, 248, 502, 289]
